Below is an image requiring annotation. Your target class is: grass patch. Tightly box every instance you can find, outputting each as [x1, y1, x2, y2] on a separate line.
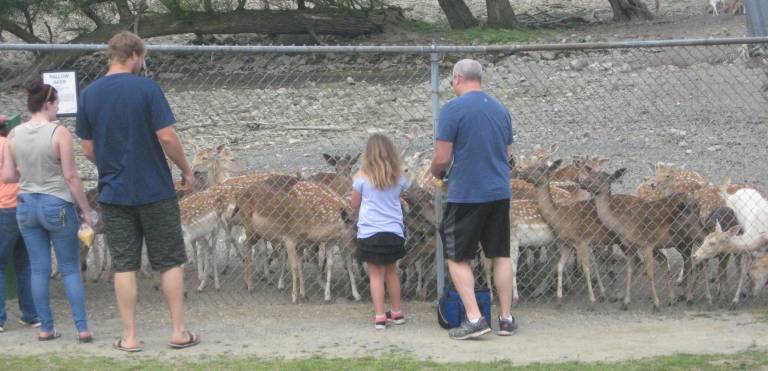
[400, 20, 545, 44]
[2, 351, 768, 370]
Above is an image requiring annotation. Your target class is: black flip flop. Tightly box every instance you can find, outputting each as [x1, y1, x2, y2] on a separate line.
[113, 339, 143, 353]
[38, 331, 61, 341]
[168, 331, 201, 349]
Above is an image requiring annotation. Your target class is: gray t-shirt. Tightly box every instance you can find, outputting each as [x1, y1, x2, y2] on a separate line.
[353, 175, 407, 239]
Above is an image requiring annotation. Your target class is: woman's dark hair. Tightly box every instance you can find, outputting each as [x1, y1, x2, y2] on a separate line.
[26, 80, 57, 113]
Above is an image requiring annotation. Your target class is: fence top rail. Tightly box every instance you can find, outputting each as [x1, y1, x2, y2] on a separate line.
[1, 36, 768, 54]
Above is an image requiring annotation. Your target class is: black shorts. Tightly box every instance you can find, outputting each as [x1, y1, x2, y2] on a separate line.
[101, 197, 187, 273]
[356, 232, 406, 265]
[439, 199, 510, 262]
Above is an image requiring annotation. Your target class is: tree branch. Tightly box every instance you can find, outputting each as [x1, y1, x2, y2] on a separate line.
[79, 6, 105, 27]
[0, 21, 46, 43]
[114, 0, 134, 23]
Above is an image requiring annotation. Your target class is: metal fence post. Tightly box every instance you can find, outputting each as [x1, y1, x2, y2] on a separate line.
[430, 49, 445, 299]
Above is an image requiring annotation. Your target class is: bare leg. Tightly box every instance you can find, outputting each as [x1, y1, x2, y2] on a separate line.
[447, 259, 481, 320]
[493, 257, 513, 318]
[161, 266, 190, 344]
[114, 271, 139, 348]
[385, 263, 402, 311]
[368, 264, 386, 315]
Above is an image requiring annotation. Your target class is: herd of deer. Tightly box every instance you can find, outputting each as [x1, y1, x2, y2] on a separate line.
[75, 136, 768, 311]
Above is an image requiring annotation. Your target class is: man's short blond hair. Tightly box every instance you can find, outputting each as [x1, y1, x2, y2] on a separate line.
[107, 31, 145, 63]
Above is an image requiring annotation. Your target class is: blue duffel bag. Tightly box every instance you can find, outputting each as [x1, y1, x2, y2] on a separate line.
[437, 287, 492, 329]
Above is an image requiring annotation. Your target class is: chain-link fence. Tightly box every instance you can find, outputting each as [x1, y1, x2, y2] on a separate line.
[1, 37, 767, 311]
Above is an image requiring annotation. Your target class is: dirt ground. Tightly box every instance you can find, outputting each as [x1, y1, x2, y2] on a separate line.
[0, 276, 767, 364]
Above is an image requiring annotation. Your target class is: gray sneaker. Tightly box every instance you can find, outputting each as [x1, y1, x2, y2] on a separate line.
[497, 316, 517, 336]
[448, 318, 491, 340]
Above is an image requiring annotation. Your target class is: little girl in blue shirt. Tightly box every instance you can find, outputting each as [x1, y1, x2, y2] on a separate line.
[351, 134, 407, 330]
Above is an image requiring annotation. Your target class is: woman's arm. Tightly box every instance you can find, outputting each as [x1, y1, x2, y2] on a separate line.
[1, 135, 20, 183]
[55, 127, 93, 226]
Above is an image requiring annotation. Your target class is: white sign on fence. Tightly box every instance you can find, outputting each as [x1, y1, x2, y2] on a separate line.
[42, 70, 79, 117]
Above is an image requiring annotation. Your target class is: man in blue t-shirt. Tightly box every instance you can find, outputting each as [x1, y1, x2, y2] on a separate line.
[431, 59, 516, 340]
[76, 31, 199, 352]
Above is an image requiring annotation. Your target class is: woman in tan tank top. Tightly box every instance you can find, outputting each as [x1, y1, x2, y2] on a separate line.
[1, 81, 93, 342]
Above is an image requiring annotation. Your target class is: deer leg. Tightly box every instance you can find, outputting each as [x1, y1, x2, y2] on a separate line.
[555, 244, 571, 309]
[576, 243, 597, 310]
[324, 244, 334, 302]
[480, 249, 493, 300]
[731, 253, 749, 310]
[346, 251, 361, 301]
[717, 254, 729, 303]
[277, 248, 287, 290]
[241, 230, 255, 292]
[211, 227, 221, 291]
[643, 248, 661, 311]
[196, 239, 210, 292]
[591, 249, 607, 302]
[509, 236, 520, 306]
[317, 243, 328, 289]
[283, 238, 300, 303]
[657, 250, 676, 306]
[621, 247, 635, 310]
[417, 257, 428, 300]
[298, 246, 306, 300]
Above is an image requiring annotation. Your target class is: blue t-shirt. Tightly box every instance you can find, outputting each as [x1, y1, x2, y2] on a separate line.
[353, 175, 407, 239]
[76, 73, 176, 206]
[437, 91, 514, 203]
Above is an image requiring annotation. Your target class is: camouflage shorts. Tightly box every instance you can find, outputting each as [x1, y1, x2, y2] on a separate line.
[101, 197, 187, 273]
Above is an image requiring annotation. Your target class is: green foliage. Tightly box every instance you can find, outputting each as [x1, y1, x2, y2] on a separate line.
[2, 351, 768, 371]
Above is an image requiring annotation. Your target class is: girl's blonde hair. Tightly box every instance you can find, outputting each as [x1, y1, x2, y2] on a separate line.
[358, 134, 402, 189]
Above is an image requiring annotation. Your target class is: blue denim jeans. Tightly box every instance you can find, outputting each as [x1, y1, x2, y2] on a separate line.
[16, 193, 89, 333]
[0, 207, 39, 327]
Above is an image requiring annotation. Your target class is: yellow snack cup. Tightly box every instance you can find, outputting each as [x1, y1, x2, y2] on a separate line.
[78, 224, 95, 248]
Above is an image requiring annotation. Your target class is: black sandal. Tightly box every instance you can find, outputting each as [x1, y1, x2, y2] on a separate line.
[113, 339, 143, 353]
[38, 331, 61, 341]
[168, 331, 201, 349]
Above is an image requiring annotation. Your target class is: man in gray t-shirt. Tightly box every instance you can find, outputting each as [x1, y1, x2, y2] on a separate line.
[431, 59, 516, 340]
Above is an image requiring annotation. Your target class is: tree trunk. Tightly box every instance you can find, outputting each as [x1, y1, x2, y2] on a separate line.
[486, 0, 517, 29]
[607, 0, 653, 21]
[0, 9, 388, 89]
[438, 0, 478, 30]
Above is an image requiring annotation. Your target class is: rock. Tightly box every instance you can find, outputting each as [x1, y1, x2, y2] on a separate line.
[707, 145, 722, 152]
[678, 141, 688, 147]
[346, 76, 355, 85]
[540, 52, 557, 61]
[618, 63, 632, 73]
[570, 59, 588, 71]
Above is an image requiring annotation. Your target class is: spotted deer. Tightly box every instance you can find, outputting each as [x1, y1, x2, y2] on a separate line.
[580, 168, 704, 311]
[307, 153, 360, 197]
[236, 175, 359, 303]
[649, 162, 708, 195]
[179, 188, 227, 291]
[518, 160, 625, 309]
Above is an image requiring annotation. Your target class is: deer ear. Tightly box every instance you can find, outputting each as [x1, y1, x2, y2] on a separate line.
[215, 144, 226, 153]
[550, 159, 563, 170]
[549, 144, 559, 155]
[598, 158, 610, 167]
[584, 164, 594, 173]
[612, 168, 627, 180]
[323, 153, 336, 166]
[648, 162, 657, 173]
[726, 225, 741, 236]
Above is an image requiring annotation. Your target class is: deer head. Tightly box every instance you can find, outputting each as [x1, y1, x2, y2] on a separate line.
[322, 153, 360, 176]
[517, 159, 563, 187]
[578, 167, 627, 195]
[692, 222, 741, 262]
